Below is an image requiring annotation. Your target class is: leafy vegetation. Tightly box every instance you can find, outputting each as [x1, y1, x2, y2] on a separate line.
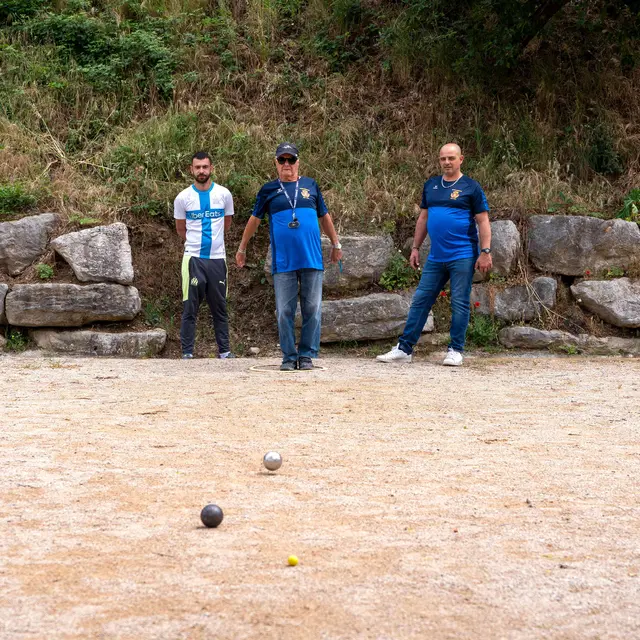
[466, 314, 502, 349]
[379, 252, 420, 291]
[0, 0, 637, 225]
[617, 189, 640, 223]
[35, 263, 54, 279]
[603, 266, 625, 279]
[0, 182, 37, 214]
[4, 329, 28, 352]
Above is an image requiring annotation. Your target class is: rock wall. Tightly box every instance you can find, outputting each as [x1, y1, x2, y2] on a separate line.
[394, 215, 640, 353]
[0, 218, 165, 356]
[1, 211, 639, 355]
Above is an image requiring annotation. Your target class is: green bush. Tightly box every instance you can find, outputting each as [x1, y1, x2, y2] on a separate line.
[617, 189, 640, 223]
[26, 8, 177, 97]
[107, 112, 197, 181]
[35, 263, 54, 280]
[466, 314, 501, 349]
[379, 252, 420, 291]
[586, 123, 623, 175]
[5, 330, 28, 352]
[0, 182, 37, 214]
[0, 0, 49, 24]
[603, 266, 625, 279]
[143, 296, 175, 330]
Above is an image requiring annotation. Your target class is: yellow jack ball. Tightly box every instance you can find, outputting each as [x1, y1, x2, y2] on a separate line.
[288, 555, 299, 566]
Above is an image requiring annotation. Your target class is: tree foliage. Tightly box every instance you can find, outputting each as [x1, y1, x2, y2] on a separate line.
[383, 0, 639, 76]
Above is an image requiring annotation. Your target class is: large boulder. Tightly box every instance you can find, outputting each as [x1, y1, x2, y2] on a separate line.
[0, 213, 60, 276]
[528, 215, 640, 276]
[471, 277, 557, 322]
[30, 328, 166, 357]
[489, 220, 521, 276]
[498, 326, 580, 349]
[571, 278, 640, 327]
[0, 284, 8, 324]
[578, 335, 640, 356]
[295, 292, 433, 343]
[266, 235, 394, 291]
[51, 222, 134, 285]
[499, 326, 640, 355]
[5, 283, 141, 327]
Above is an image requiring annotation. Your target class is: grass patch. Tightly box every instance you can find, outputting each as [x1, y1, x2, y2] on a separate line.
[466, 314, 502, 350]
[379, 252, 420, 292]
[35, 263, 54, 279]
[5, 329, 28, 352]
[0, 182, 37, 214]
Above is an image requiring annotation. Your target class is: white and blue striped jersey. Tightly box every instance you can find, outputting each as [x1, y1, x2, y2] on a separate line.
[174, 183, 234, 259]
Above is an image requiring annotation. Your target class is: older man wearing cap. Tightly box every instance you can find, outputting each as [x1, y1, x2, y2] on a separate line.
[236, 142, 342, 371]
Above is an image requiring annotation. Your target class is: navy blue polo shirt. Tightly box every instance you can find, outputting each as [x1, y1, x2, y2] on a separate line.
[420, 175, 490, 262]
[252, 177, 328, 274]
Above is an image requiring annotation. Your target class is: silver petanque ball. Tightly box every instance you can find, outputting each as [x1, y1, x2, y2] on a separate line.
[263, 451, 282, 471]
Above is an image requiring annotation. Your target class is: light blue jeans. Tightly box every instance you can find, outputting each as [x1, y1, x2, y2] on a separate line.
[273, 269, 323, 363]
[398, 256, 476, 354]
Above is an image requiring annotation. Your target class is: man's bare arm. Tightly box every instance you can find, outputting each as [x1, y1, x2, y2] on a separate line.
[409, 208, 429, 269]
[319, 213, 342, 264]
[474, 212, 492, 273]
[175, 219, 186, 241]
[236, 216, 262, 268]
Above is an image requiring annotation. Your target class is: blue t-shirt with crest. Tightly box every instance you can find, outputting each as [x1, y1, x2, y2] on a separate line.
[252, 177, 328, 274]
[420, 175, 489, 262]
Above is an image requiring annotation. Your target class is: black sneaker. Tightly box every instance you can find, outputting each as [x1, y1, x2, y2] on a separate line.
[298, 357, 314, 371]
[280, 360, 297, 371]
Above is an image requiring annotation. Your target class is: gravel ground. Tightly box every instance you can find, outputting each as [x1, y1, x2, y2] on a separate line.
[0, 352, 639, 640]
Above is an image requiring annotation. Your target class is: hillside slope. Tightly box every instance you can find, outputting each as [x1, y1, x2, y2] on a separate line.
[1, 0, 638, 354]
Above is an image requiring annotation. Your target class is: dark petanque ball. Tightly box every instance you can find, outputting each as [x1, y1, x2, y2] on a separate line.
[200, 504, 224, 528]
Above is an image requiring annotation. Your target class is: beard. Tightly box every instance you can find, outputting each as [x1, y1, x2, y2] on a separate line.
[195, 173, 210, 183]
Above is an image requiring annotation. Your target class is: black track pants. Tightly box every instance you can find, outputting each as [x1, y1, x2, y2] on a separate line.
[180, 255, 230, 355]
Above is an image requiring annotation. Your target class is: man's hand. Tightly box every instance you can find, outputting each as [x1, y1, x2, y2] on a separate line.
[475, 252, 493, 273]
[236, 250, 246, 268]
[409, 248, 420, 270]
[330, 247, 342, 264]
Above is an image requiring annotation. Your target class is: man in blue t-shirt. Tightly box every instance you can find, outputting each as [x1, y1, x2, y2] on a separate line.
[377, 143, 492, 366]
[236, 142, 342, 371]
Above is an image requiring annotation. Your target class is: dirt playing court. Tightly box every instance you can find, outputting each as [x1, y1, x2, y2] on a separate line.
[1, 352, 639, 639]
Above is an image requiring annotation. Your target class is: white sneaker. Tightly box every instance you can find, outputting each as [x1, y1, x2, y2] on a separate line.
[376, 344, 412, 363]
[443, 348, 463, 366]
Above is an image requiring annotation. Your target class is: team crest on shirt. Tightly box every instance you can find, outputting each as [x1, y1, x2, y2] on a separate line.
[450, 189, 462, 200]
[300, 188, 311, 199]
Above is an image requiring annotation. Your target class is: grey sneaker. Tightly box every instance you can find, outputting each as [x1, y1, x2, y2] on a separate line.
[219, 351, 236, 359]
[182, 353, 194, 360]
[298, 357, 314, 371]
[280, 360, 297, 371]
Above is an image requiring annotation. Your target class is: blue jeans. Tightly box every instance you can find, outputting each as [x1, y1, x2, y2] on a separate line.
[399, 256, 476, 354]
[273, 269, 323, 363]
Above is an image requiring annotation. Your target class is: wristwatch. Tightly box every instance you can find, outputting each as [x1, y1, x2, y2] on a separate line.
[332, 242, 342, 250]
[480, 248, 491, 254]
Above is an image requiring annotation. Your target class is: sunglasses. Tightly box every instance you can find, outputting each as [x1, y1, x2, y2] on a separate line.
[277, 157, 298, 165]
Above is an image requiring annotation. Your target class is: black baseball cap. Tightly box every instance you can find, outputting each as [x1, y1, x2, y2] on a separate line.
[275, 142, 299, 159]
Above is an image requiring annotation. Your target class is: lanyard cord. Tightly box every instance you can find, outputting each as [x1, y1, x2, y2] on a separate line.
[278, 178, 299, 218]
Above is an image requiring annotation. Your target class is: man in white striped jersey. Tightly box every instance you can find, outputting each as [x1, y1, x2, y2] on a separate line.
[174, 151, 235, 359]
